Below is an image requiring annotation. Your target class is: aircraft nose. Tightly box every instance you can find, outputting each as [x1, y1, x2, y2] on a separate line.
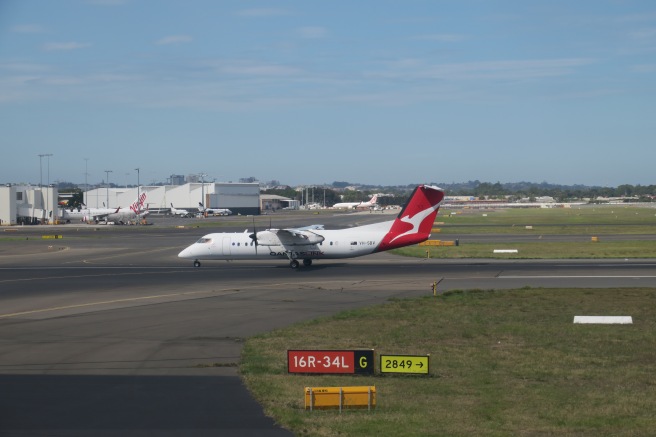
[178, 246, 194, 259]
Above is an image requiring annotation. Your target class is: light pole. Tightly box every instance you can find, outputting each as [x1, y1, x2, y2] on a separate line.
[46, 154, 52, 187]
[84, 157, 89, 195]
[104, 170, 112, 207]
[135, 168, 140, 225]
[199, 173, 207, 210]
[46, 153, 53, 224]
[38, 153, 53, 223]
[38, 154, 45, 187]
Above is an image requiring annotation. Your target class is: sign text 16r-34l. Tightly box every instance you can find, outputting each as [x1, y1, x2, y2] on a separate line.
[288, 350, 374, 375]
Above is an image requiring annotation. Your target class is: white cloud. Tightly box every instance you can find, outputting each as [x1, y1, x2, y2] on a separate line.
[629, 27, 656, 40]
[0, 62, 50, 73]
[236, 8, 290, 17]
[43, 42, 92, 51]
[209, 60, 301, 77]
[11, 24, 45, 34]
[377, 58, 596, 81]
[85, 0, 128, 5]
[156, 35, 193, 45]
[631, 64, 656, 73]
[297, 27, 327, 39]
[412, 33, 467, 42]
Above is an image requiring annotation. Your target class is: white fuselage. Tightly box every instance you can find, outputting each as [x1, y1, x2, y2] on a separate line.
[106, 209, 147, 224]
[171, 209, 190, 217]
[60, 207, 116, 222]
[178, 221, 391, 262]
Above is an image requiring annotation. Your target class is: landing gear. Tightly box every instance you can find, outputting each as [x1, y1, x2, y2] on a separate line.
[193, 260, 201, 268]
[285, 252, 314, 269]
[289, 259, 312, 269]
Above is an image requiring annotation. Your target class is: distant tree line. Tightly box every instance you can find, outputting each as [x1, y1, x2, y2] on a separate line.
[263, 181, 655, 206]
[435, 181, 656, 202]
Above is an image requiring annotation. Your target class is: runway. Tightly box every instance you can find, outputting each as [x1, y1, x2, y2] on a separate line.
[1, 223, 655, 435]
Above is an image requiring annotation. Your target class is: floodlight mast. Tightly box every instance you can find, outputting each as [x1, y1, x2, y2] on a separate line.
[199, 173, 207, 211]
[38, 153, 53, 223]
[105, 170, 113, 207]
[135, 167, 140, 225]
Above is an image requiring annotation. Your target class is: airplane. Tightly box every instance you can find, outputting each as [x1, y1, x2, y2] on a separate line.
[170, 203, 192, 218]
[60, 193, 149, 224]
[332, 193, 379, 209]
[179, 184, 444, 269]
[198, 203, 232, 216]
[104, 192, 149, 224]
[59, 204, 119, 223]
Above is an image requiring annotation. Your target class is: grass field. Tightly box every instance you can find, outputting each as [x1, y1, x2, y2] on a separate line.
[394, 241, 656, 259]
[392, 205, 656, 259]
[437, 206, 656, 235]
[241, 288, 656, 436]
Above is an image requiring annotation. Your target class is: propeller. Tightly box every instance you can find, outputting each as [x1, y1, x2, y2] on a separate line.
[249, 217, 259, 254]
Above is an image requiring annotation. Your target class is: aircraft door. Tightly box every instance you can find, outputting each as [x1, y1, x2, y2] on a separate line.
[222, 237, 231, 255]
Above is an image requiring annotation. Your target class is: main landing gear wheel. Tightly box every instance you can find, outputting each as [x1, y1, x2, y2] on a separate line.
[193, 260, 201, 268]
[289, 260, 300, 269]
[303, 259, 313, 267]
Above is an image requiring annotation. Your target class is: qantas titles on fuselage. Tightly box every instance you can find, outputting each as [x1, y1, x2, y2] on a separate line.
[178, 185, 444, 269]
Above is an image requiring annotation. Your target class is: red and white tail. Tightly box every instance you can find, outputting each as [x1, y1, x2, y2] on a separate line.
[367, 194, 379, 205]
[376, 185, 444, 252]
[130, 192, 147, 213]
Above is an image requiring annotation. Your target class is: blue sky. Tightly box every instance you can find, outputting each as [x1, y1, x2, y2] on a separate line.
[1, 0, 654, 187]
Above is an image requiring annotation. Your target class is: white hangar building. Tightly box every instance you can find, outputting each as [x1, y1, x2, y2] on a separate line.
[0, 184, 58, 226]
[84, 182, 261, 215]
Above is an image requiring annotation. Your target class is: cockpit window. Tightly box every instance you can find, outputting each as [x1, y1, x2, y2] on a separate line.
[196, 237, 212, 244]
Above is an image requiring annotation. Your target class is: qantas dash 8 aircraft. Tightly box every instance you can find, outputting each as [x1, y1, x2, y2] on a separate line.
[178, 184, 444, 269]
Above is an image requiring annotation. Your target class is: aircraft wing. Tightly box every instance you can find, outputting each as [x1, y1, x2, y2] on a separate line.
[257, 228, 324, 246]
[91, 212, 111, 220]
[296, 224, 324, 231]
[91, 207, 120, 220]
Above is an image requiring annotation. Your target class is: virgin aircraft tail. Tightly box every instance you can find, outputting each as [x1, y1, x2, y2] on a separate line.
[129, 192, 147, 214]
[376, 185, 444, 252]
[366, 194, 378, 205]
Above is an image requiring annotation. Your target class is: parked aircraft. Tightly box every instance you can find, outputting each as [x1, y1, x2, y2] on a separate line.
[60, 205, 118, 223]
[332, 194, 379, 209]
[170, 203, 192, 218]
[198, 203, 232, 216]
[179, 185, 444, 269]
[60, 194, 148, 224]
[101, 192, 149, 224]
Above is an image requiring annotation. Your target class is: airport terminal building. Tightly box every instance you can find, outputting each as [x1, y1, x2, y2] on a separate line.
[0, 184, 58, 225]
[0, 182, 261, 225]
[84, 182, 261, 216]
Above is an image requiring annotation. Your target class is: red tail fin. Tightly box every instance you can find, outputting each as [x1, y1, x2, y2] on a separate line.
[376, 185, 444, 252]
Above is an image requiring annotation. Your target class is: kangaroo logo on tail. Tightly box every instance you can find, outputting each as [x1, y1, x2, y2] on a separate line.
[376, 185, 444, 252]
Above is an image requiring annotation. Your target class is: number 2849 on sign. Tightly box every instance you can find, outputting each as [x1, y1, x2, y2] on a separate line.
[380, 354, 429, 375]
